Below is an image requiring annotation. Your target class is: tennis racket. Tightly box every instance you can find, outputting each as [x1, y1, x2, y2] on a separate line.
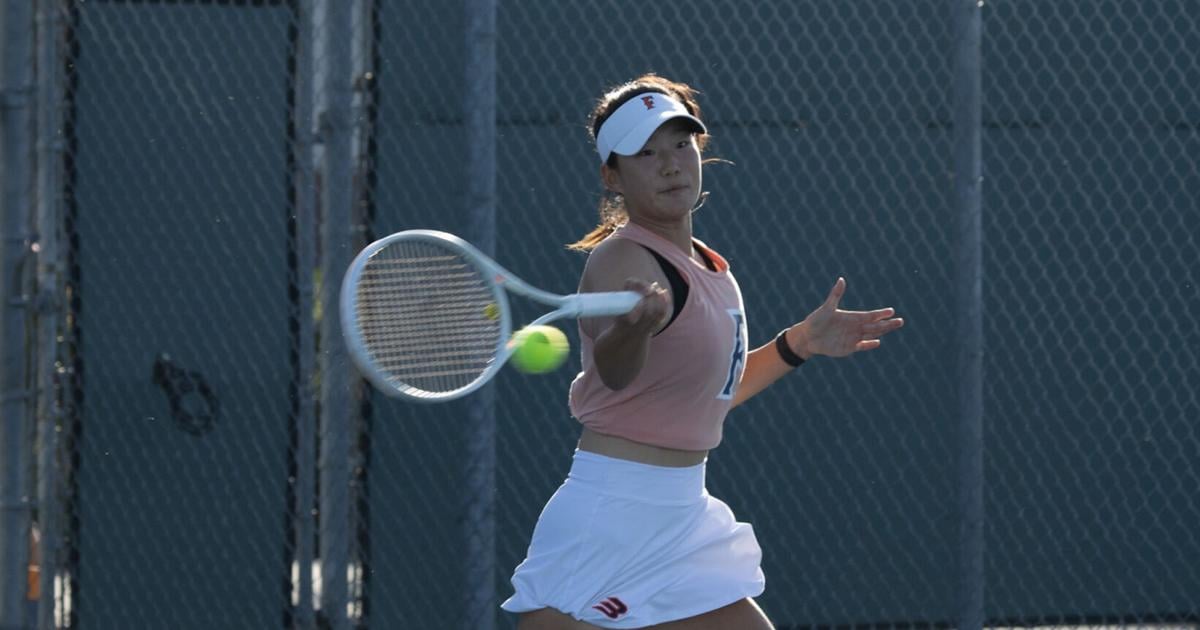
[339, 229, 641, 403]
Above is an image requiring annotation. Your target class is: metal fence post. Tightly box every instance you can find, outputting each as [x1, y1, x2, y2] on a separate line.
[317, 0, 355, 627]
[293, 0, 319, 627]
[33, 1, 67, 627]
[954, 1, 984, 629]
[0, 2, 36, 627]
[464, 1, 497, 628]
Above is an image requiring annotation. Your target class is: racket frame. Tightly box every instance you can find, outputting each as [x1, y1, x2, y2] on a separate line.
[340, 229, 640, 402]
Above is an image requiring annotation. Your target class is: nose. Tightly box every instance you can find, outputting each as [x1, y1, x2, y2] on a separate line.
[659, 154, 680, 177]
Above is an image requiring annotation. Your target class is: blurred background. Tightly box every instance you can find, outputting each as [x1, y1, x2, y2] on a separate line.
[0, 1, 1196, 629]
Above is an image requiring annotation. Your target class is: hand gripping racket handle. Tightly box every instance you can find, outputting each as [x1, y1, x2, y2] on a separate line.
[564, 291, 642, 318]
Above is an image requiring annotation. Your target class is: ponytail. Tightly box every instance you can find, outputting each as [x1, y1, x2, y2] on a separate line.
[568, 193, 626, 251]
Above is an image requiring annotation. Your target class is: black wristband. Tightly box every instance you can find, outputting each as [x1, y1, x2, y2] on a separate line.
[775, 328, 805, 368]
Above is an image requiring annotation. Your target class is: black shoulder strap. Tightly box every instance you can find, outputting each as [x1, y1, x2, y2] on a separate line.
[643, 246, 687, 333]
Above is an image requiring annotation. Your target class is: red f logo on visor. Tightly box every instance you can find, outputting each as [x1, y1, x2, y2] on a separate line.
[641, 95, 656, 110]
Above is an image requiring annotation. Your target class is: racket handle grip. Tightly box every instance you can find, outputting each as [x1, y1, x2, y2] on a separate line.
[571, 291, 642, 318]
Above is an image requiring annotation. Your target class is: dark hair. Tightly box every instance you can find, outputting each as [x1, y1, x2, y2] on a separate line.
[568, 73, 713, 251]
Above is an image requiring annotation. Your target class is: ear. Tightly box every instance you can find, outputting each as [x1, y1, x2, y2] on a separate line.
[600, 163, 622, 195]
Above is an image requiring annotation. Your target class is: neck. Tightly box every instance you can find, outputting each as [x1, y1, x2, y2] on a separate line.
[628, 215, 694, 257]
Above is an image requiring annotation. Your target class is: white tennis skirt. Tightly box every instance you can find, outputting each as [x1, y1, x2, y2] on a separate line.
[501, 449, 765, 628]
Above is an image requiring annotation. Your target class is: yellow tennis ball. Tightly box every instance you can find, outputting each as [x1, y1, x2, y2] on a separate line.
[509, 325, 569, 374]
[483, 303, 500, 320]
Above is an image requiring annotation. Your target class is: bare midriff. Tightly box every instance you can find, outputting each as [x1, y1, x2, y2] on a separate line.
[577, 427, 708, 468]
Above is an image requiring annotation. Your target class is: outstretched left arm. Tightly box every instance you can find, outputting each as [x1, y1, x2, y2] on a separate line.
[731, 277, 904, 408]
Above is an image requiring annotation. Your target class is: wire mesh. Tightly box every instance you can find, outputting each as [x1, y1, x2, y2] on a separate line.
[10, 1, 1198, 629]
[54, 2, 301, 628]
[983, 0, 1200, 624]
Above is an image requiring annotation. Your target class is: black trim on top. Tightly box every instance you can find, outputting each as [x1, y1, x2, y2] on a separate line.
[645, 247, 687, 333]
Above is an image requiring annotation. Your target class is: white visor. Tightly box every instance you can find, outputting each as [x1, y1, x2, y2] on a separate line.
[595, 92, 706, 163]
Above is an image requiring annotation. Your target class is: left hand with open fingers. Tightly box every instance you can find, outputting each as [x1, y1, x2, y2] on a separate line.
[794, 277, 905, 359]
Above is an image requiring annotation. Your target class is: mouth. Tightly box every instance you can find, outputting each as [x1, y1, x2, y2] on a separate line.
[659, 184, 691, 195]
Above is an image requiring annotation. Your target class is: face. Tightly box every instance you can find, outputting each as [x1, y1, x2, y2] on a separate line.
[602, 119, 702, 224]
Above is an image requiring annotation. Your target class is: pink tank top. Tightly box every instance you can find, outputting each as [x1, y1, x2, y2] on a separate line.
[568, 222, 748, 450]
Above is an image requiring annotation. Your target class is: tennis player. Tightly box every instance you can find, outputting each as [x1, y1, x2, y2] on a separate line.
[502, 74, 904, 629]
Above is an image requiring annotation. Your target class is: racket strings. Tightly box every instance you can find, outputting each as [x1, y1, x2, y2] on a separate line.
[353, 242, 502, 395]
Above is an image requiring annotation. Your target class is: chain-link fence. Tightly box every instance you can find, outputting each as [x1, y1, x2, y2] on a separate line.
[57, 3, 299, 628]
[0, 1, 1196, 629]
[983, 1, 1200, 623]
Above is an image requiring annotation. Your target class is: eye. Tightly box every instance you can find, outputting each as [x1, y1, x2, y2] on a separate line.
[637, 149, 654, 157]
